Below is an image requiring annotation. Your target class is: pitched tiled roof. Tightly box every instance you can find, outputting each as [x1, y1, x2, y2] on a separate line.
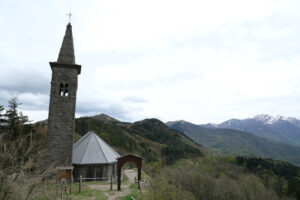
[72, 131, 120, 165]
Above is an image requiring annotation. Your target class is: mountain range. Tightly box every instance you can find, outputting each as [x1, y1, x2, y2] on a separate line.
[39, 114, 300, 165]
[167, 115, 300, 166]
[202, 114, 300, 147]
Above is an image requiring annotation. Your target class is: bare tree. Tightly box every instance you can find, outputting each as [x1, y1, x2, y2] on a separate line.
[0, 131, 57, 200]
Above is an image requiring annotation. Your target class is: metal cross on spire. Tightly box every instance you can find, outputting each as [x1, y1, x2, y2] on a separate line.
[67, 11, 73, 23]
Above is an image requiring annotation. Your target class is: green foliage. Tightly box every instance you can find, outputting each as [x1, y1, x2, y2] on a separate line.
[6, 97, 22, 138]
[236, 156, 300, 199]
[120, 183, 140, 200]
[75, 117, 203, 165]
[144, 157, 295, 200]
[75, 117, 137, 152]
[0, 97, 34, 139]
[140, 142, 157, 162]
[129, 119, 178, 143]
[169, 121, 300, 165]
[161, 143, 200, 164]
[128, 119, 203, 164]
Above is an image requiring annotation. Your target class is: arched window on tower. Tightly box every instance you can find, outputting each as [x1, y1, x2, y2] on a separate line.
[64, 84, 69, 96]
[59, 82, 70, 97]
[59, 83, 64, 96]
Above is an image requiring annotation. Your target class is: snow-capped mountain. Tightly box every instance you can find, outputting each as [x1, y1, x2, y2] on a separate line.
[202, 114, 300, 147]
[253, 114, 300, 125]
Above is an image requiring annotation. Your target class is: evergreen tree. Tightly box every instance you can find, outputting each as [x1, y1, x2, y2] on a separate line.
[0, 105, 7, 133]
[5, 97, 29, 139]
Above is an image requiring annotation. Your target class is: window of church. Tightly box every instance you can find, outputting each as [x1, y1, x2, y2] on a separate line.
[59, 83, 64, 96]
[64, 84, 69, 96]
[59, 82, 70, 96]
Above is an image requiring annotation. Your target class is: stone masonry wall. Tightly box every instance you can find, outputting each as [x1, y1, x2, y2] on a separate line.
[47, 64, 79, 167]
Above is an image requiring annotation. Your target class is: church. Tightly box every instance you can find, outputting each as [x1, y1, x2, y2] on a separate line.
[46, 22, 120, 180]
[72, 131, 120, 180]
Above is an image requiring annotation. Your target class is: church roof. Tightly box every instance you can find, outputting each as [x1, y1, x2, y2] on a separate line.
[72, 131, 120, 165]
[57, 23, 76, 64]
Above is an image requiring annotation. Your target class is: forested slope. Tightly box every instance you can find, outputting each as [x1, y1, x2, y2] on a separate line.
[167, 120, 300, 165]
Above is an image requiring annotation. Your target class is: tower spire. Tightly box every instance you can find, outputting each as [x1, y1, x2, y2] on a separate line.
[57, 23, 75, 64]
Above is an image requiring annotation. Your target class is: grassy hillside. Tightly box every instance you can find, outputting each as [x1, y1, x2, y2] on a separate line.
[167, 121, 300, 166]
[75, 116, 203, 165]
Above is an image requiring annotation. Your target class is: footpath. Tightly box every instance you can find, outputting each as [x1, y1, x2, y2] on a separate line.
[87, 169, 138, 200]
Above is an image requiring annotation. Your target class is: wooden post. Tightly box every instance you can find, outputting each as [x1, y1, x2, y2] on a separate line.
[117, 168, 121, 190]
[79, 175, 82, 193]
[56, 183, 59, 197]
[110, 174, 113, 190]
[61, 179, 63, 199]
[70, 175, 73, 195]
[138, 168, 141, 190]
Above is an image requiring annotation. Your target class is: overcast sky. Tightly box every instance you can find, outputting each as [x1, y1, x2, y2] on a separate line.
[1, 0, 300, 124]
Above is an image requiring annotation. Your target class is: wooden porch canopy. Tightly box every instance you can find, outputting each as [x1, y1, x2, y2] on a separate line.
[117, 153, 143, 190]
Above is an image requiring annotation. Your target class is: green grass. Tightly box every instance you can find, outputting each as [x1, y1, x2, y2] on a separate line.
[37, 172, 131, 200]
[120, 194, 135, 200]
[121, 192, 139, 200]
[37, 182, 108, 200]
[71, 189, 107, 200]
[37, 170, 137, 200]
[129, 183, 138, 190]
[120, 183, 140, 200]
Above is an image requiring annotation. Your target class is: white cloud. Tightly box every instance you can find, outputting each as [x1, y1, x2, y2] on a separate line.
[1, 0, 300, 123]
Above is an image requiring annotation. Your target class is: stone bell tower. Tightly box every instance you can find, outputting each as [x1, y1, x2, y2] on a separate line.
[47, 23, 81, 167]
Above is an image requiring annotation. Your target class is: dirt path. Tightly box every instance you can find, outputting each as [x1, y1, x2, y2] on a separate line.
[87, 169, 137, 200]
